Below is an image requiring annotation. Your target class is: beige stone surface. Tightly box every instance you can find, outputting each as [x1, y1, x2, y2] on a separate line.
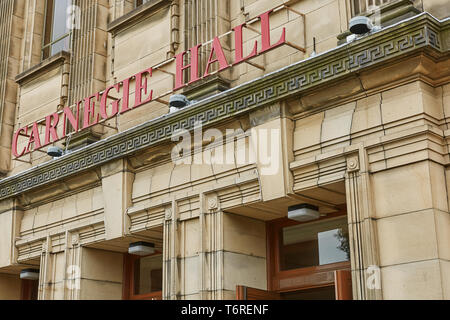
[441, 260, 450, 299]
[170, 163, 192, 189]
[53, 252, 66, 283]
[81, 248, 123, 283]
[372, 161, 434, 218]
[0, 211, 13, 268]
[150, 162, 175, 195]
[321, 102, 355, 146]
[103, 171, 126, 239]
[102, 160, 134, 240]
[251, 115, 294, 202]
[423, 0, 450, 19]
[443, 84, 450, 127]
[434, 210, 450, 261]
[429, 162, 449, 213]
[0, 273, 21, 300]
[381, 259, 444, 300]
[223, 213, 266, 258]
[50, 281, 65, 300]
[113, 7, 171, 79]
[351, 94, 383, 135]
[181, 218, 201, 258]
[377, 210, 439, 267]
[223, 252, 266, 292]
[132, 168, 153, 200]
[294, 112, 323, 153]
[17, 67, 62, 120]
[79, 279, 122, 300]
[181, 256, 201, 296]
[379, 82, 444, 129]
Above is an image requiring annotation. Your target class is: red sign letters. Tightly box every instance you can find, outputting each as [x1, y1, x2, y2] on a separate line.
[13, 9, 288, 158]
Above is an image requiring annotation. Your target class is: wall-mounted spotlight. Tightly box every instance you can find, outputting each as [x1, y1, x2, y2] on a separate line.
[349, 16, 374, 35]
[347, 16, 382, 43]
[128, 241, 155, 256]
[20, 268, 40, 280]
[169, 94, 191, 114]
[288, 204, 320, 222]
[47, 146, 64, 158]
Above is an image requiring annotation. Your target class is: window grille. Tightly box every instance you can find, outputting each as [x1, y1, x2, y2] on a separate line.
[351, 0, 391, 16]
[135, 0, 152, 8]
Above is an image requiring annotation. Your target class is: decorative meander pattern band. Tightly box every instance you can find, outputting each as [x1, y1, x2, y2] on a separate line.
[0, 14, 447, 201]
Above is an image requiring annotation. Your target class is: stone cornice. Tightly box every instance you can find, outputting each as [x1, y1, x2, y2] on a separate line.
[15, 51, 70, 84]
[107, 0, 172, 34]
[0, 13, 449, 202]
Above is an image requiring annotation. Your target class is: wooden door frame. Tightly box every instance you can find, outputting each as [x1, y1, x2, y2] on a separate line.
[20, 279, 38, 300]
[236, 285, 281, 300]
[266, 210, 351, 296]
[122, 252, 163, 300]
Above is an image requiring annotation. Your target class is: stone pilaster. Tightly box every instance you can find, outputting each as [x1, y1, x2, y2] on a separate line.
[163, 199, 179, 300]
[63, 232, 81, 300]
[38, 236, 51, 300]
[200, 193, 224, 299]
[345, 149, 382, 300]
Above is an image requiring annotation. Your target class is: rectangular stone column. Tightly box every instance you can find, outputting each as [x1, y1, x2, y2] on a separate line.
[200, 196, 224, 300]
[372, 161, 449, 299]
[222, 212, 267, 298]
[78, 247, 123, 300]
[0, 199, 22, 269]
[101, 159, 135, 240]
[345, 151, 382, 300]
[163, 200, 178, 300]
[38, 237, 64, 300]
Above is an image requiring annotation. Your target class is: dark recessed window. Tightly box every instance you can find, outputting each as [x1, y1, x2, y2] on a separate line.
[133, 254, 163, 295]
[43, 0, 71, 60]
[123, 252, 163, 300]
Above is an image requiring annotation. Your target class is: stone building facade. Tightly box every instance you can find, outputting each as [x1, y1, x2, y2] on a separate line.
[0, 0, 449, 300]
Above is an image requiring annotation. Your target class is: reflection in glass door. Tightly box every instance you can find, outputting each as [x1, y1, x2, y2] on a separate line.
[265, 211, 352, 300]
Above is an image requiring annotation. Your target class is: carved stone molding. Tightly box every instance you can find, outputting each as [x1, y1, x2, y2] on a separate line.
[207, 196, 218, 211]
[71, 233, 80, 247]
[165, 207, 172, 220]
[347, 155, 360, 173]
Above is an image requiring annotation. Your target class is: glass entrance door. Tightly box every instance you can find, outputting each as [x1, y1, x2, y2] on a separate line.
[260, 211, 353, 300]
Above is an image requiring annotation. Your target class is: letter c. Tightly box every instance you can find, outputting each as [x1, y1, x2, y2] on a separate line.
[12, 127, 27, 158]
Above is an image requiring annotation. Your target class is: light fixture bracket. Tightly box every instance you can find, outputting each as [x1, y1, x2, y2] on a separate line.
[20, 268, 40, 280]
[288, 203, 320, 222]
[128, 241, 156, 256]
